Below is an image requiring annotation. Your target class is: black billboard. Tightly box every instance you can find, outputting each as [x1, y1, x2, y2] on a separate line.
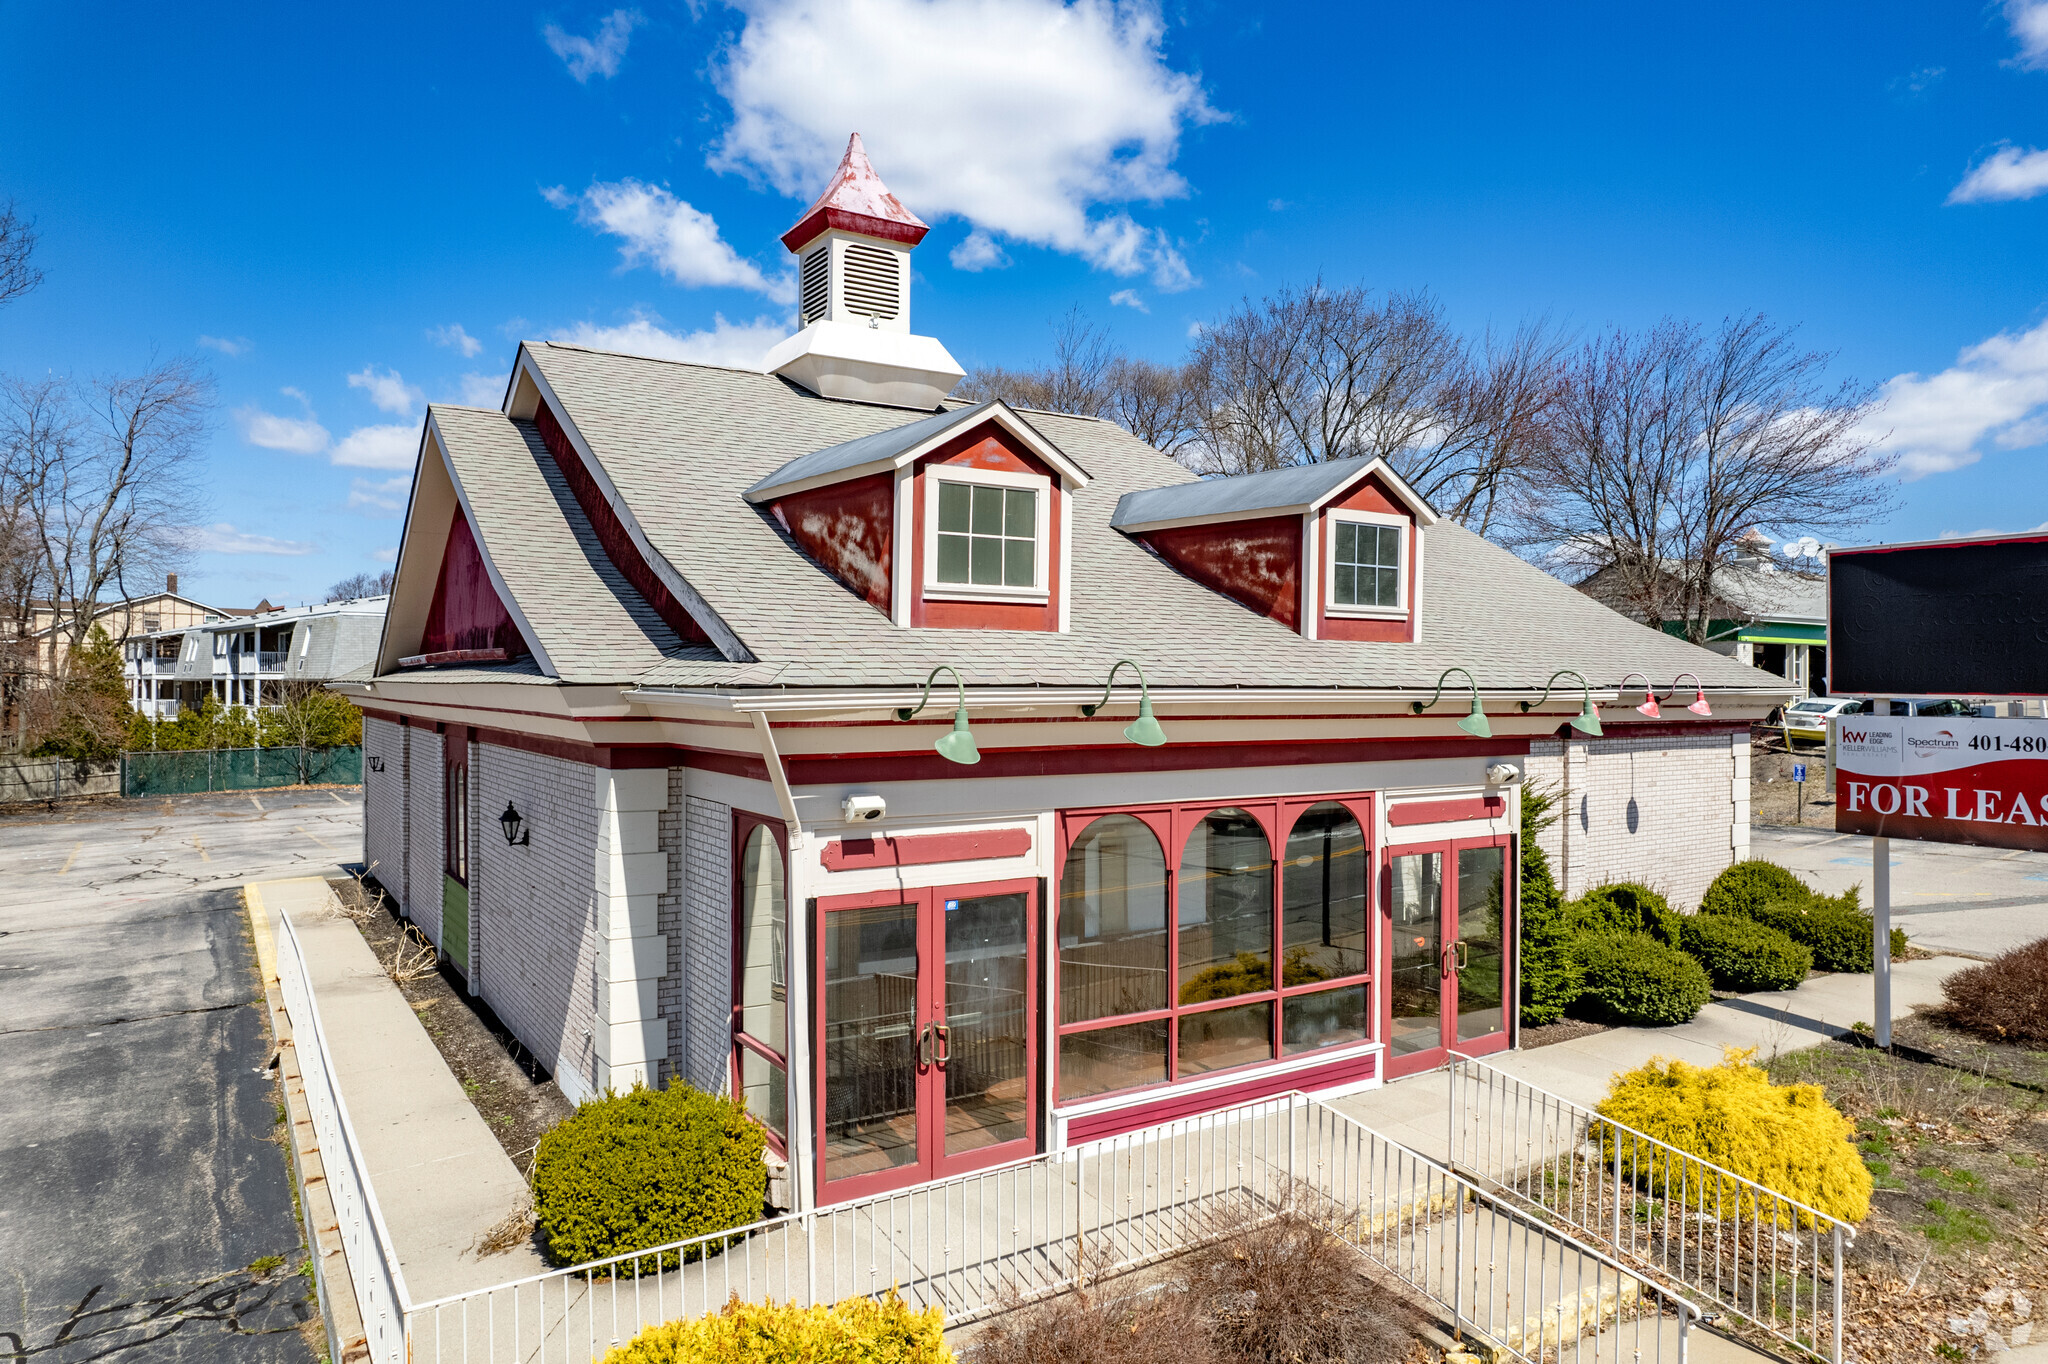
[1829, 535, 2048, 696]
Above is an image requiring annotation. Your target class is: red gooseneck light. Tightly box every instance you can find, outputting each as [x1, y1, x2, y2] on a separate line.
[1621, 672, 1659, 718]
[1674, 672, 1712, 717]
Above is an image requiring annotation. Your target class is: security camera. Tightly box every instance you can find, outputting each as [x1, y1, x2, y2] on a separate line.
[1484, 763, 1523, 786]
[842, 794, 887, 823]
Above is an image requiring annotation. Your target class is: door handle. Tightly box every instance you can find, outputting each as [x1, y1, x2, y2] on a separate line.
[933, 1022, 951, 1069]
[917, 1021, 934, 1068]
[1453, 940, 1470, 972]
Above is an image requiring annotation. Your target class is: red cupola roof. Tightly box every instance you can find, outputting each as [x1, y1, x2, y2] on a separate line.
[780, 133, 930, 254]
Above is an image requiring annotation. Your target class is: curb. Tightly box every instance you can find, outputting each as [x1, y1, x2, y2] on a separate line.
[247, 881, 373, 1364]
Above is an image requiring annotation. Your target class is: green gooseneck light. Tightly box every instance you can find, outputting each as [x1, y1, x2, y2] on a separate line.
[1080, 659, 1168, 747]
[895, 665, 982, 765]
[1520, 669, 1604, 736]
[1411, 667, 1492, 739]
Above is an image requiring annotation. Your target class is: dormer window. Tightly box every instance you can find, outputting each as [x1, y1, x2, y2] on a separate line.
[929, 469, 1047, 599]
[1329, 512, 1407, 617]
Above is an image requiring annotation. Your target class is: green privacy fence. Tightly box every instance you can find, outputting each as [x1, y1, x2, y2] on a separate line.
[121, 745, 363, 797]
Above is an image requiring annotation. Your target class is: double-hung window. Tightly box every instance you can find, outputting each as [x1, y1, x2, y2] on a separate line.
[924, 468, 1050, 601]
[1327, 513, 1407, 616]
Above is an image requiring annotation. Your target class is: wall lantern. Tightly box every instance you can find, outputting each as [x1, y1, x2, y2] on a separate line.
[499, 801, 531, 847]
[1520, 670, 1603, 737]
[1079, 659, 1168, 747]
[1411, 667, 1492, 739]
[1620, 672, 1660, 719]
[895, 665, 981, 766]
[1673, 672, 1713, 717]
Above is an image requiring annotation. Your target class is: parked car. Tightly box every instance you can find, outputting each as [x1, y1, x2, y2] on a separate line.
[1783, 696, 1865, 747]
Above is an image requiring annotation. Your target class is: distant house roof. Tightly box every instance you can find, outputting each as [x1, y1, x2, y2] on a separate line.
[1111, 455, 1436, 531]
[1576, 560, 1826, 632]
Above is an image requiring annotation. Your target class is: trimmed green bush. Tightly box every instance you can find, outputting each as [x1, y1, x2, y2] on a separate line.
[600, 1292, 951, 1364]
[1567, 881, 1682, 946]
[1572, 932, 1712, 1026]
[1598, 1049, 1871, 1226]
[1679, 914, 1813, 993]
[1700, 860, 1809, 919]
[1518, 785, 1581, 1027]
[1751, 888, 1907, 973]
[532, 1082, 767, 1270]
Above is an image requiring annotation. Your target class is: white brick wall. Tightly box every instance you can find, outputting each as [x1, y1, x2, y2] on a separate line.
[656, 770, 685, 1089]
[1524, 730, 1743, 910]
[362, 716, 406, 904]
[682, 794, 734, 1094]
[409, 728, 444, 944]
[470, 741, 603, 1101]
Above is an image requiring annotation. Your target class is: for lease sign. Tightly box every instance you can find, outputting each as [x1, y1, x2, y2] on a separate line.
[1834, 716, 2048, 851]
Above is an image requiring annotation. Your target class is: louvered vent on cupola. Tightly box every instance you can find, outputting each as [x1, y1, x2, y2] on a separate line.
[799, 245, 831, 327]
[842, 241, 902, 322]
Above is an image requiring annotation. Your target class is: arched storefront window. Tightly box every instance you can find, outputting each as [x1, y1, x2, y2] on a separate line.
[1279, 801, 1371, 1055]
[1057, 814, 1168, 1097]
[735, 820, 788, 1143]
[1176, 808, 1275, 1075]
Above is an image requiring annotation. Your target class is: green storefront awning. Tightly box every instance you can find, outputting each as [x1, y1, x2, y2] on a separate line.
[1734, 623, 1827, 646]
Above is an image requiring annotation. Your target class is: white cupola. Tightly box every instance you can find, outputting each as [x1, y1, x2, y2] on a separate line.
[763, 134, 965, 410]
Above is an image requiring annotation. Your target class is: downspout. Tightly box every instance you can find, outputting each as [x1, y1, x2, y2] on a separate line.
[751, 711, 803, 837]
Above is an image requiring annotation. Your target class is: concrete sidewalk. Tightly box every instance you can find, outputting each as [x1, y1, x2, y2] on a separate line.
[250, 875, 546, 1306]
[1333, 955, 1968, 1161]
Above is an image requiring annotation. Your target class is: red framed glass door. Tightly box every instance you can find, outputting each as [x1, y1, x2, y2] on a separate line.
[815, 877, 1038, 1202]
[1382, 835, 1513, 1079]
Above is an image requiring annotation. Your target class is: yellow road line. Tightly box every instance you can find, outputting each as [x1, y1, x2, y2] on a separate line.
[249, 795, 265, 814]
[58, 841, 81, 875]
[192, 836, 211, 863]
[295, 825, 335, 853]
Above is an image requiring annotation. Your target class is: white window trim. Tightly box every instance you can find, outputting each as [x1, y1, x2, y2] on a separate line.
[921, 464, 1053, 605]
[1324, 510, 1411, 620]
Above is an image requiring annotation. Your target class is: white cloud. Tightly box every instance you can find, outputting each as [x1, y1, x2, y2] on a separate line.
[2008, 0, 2048, 69]
[196, 523, 316, 556]
[199, 334, 251, 356]
[1949, 145, 2048, 204]
[1108, 288, 1148, 313]
[428, 323, 484, 358]
[549, 311, 791, 369]
[234, 395, 330, 454]
[950, 230, 1011, 272]
[332, 424, 420, 470]
[544, 8, 643, 82]
[1861, 315, 2048, 478]
[347, 365, 422, 416]
[709, 0, 1220, 290]
[372, 545, 399, 565]
[347, 475, 412, 516]
[552, 179, 793, 302]
[457, 372, 504, 407]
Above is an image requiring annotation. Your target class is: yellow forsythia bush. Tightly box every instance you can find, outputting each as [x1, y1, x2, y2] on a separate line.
[1596, 1048, 1871, 1226]
[599, 1292, 953, 1364]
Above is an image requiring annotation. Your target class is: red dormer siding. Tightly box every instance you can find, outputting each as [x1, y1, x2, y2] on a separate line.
[770, 470, 895, 613]
[909, 425, 1061, 632]
[421, 503, 529, 659]
[1316, 473, 1417, 643]
[1136, 516, 1302, 631]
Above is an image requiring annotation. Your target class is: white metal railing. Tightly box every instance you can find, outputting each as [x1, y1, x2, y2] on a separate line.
[1446, 1051, 1851, 1362]
[402, 1093, 1696, 1364]
[273, 904, 413, 1364]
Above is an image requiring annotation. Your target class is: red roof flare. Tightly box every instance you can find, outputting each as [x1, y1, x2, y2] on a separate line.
[780, 132, 929, 254]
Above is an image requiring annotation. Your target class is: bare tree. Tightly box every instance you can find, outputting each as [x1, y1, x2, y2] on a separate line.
[0, 200, 39, 310]
[327, 569, 394, 600]
[959, 309, 1206, 456]
[29, 356, 213, 673]
[1530, 315, 1894, 642]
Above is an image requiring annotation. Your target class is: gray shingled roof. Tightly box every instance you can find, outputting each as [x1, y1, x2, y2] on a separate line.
[413, 344, 1792, 697]
[1112, 455, 1388, 528]
[744, 401, 995, 501]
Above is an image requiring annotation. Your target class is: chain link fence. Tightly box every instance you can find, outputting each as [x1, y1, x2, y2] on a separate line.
[122, 744, 362, 796]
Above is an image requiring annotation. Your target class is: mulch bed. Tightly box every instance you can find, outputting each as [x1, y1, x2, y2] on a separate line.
[329, 873, 572, 1176]
[1518, 1017, 1611, 1050]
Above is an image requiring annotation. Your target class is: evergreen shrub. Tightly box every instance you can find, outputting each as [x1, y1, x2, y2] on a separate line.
[1567, 881, 1682, 946]
[599, 1292, 950, 1364]
[1679, 914, 1812, 993]
[1699, 860, 1810, 919]
[1938, 936, 2048, 1049]
[1518, 785, 1581, 1027]
[1571, 933, 1712, 1026]
[1597, 1048, 1872, 1226]
[531, 1082, 766, 1270]
[1751, 889, 1907, 973]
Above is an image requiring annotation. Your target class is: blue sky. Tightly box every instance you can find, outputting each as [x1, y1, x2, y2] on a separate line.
[2, 2, 2045, 607]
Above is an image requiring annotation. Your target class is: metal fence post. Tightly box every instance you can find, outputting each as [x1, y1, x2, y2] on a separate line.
[806, 1208, 818, 1307]
[1831, 1227, 1844, 1364]
[1452, 1174, 1466, 1340]
[1073, 1151, 1085, 1288]
[1611, 1125, 1624, 1250]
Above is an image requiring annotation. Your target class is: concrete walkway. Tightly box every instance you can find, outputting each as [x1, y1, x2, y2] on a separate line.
[249, 875, 546, 1306]
[1332, 954, 1968, 1162]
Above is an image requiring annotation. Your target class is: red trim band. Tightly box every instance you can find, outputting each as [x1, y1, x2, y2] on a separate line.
[821, 828, 1033, 872]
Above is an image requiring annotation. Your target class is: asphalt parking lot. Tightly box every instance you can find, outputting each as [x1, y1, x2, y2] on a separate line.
[0, 789, 362, 1363]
